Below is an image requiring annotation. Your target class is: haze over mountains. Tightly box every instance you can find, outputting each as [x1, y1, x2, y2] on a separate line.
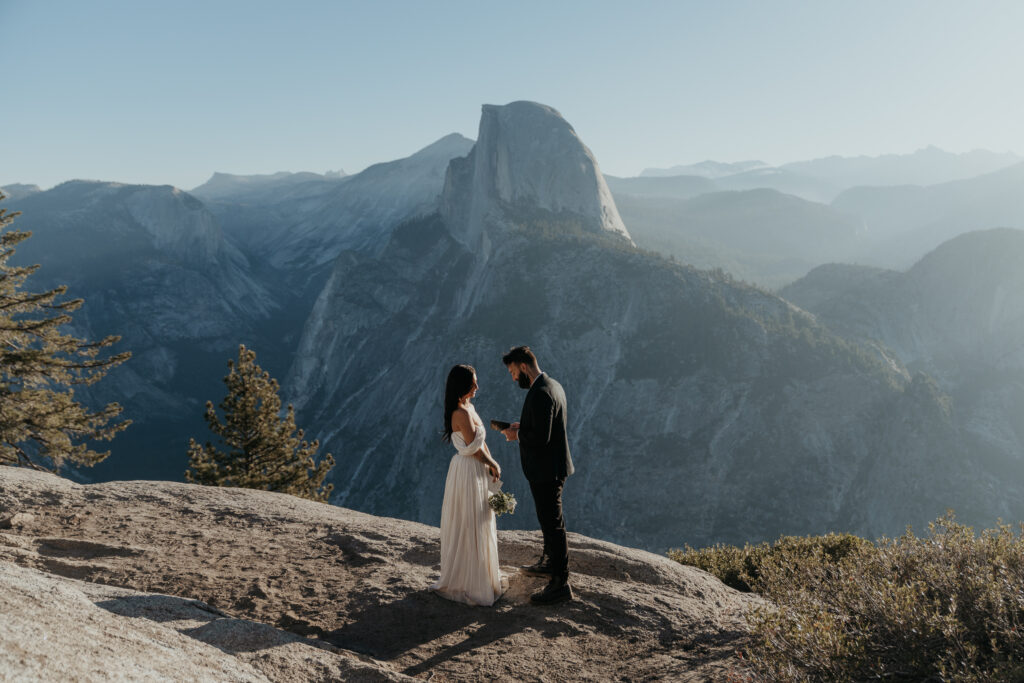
[781, 228, 1024, 501]
[832, 162, 1024, 268]
[612, 188, 864, 287]
[610, 148, 1024, 286]
[3, 101, 1023, 551]
[640, 147, 1021, 201]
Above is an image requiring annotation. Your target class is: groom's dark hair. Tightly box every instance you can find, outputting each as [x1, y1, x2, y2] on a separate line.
[502, 345, 537, 367]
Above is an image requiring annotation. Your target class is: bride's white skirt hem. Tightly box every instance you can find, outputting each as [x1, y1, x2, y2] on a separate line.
[430, 572, 510, 607]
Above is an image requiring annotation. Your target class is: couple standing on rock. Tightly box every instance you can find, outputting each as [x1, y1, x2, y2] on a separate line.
[430, 346, 574, 606]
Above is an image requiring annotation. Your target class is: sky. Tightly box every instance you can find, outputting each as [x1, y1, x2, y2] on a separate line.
[2, 0, 1024, 190]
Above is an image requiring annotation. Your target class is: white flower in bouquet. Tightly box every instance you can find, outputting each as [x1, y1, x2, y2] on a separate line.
[487, 479, 517, 516]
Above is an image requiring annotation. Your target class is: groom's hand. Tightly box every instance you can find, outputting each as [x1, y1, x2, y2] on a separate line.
[502, 423, 520, 442]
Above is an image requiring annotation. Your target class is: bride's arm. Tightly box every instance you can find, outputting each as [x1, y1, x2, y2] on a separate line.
[480, 442, 501, 480]
[453, 410, 501, 478]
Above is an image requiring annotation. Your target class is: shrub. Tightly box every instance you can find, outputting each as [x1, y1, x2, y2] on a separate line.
[668, 532, 871, 593]
[674, 514, 1024, 681]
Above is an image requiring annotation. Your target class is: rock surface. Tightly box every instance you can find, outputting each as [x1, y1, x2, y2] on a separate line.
[1, 562, 407, 682]
[441, 101, 630, 245]
[0, 467, 760, 681]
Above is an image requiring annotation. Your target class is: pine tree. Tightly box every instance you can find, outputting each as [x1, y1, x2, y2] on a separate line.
[0, 194, 131, 470]
[186, 344, 334, 502]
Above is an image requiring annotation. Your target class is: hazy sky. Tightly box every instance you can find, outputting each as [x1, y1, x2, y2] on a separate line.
[3, 0, 1023, 190]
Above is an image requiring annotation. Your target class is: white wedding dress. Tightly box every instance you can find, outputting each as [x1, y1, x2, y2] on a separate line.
[430, 407, 504, 606]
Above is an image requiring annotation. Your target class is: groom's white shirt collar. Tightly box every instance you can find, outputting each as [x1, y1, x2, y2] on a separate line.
[531, 371, 545, 388]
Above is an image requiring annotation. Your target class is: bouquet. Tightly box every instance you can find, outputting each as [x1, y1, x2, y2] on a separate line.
[487, 479, 517, 516]
[489, 491, 517, 516]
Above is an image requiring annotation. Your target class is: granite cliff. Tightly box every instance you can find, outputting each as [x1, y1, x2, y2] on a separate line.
[286, 102, 983, 551]
[441, 101, 630, 246]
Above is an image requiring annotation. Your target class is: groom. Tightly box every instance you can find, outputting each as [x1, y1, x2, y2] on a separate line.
[501, 345, 574, 605]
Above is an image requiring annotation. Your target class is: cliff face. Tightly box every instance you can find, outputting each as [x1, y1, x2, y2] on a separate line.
[284, 103, 998, 551]
[288, 215, 991, 550]
[200, 134, 474, 275]
[781, 228, 1024, 505]
[280, 133, 476, 268]
[11, 181, 275, 326]
[441, 101, 630, 246]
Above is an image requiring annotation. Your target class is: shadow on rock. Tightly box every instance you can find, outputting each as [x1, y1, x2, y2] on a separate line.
[324, 573, 603, 678]
[324, 591, 487, 660]
[94, 594, 295, 655]
[96, 594, 227, 624]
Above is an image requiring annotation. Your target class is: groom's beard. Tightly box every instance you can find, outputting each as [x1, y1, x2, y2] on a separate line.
[518, 374, 532, 389]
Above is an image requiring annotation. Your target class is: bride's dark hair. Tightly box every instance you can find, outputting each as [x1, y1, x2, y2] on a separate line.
[443, 364, 476, 443]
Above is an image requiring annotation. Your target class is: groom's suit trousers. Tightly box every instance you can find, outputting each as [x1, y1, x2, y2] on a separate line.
[529, 477, 568, 579]
[519, 373, 572, 579]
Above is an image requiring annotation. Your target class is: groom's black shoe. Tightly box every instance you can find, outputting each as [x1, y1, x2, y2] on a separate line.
[530, 575, 573, 605]
[520, 561, 553, 577]
[520, 553, 552, 577]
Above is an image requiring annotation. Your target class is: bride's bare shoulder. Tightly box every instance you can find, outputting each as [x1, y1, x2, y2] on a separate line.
[451, 406, 471, 428]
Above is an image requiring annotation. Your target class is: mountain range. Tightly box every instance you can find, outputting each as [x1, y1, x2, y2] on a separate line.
[3, 102, 1023, 552]
[781, 228, 1024, 502]
[612, 188, 864, 288]
[641, 147, 1021, 202]
[832, 161, 1024, 268]
[609, 155, 1024, 286]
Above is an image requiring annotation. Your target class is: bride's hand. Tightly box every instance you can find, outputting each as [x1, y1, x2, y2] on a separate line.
[489, 463, 501, 481]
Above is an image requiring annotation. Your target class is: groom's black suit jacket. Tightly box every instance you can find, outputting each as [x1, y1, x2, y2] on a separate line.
[518, 373, 574, 482]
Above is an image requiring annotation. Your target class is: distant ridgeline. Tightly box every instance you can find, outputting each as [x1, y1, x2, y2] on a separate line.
[5, 103, 1023, 551]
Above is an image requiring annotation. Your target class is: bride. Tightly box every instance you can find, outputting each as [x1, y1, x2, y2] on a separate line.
[430, 364, 505, 606]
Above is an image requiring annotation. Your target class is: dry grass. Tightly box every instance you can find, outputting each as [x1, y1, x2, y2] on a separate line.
[672, 514, 1024, 681]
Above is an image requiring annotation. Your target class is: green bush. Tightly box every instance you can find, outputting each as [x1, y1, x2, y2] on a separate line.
[668, 532, 871, 593]
[672, 514, 1024, 681]
[669, 541, 760, 592]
